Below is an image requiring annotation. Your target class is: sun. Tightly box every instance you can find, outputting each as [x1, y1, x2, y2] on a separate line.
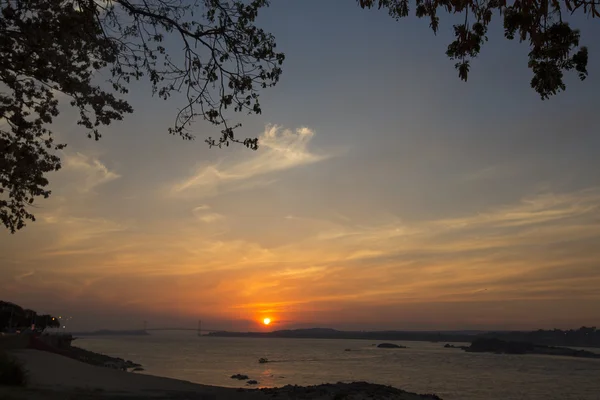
[263, 318, 271, 325]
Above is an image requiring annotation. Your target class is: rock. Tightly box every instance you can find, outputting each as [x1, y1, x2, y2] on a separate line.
[131, 367, 145, 372]
[247, 380, 259, 385]
[231, 374, 249, 380]
[256, 382, 442, 399]
[344, 348, 351, 351]
[258, 357, 269, 363]
[377, 343, 406, 349]
[444, 343, 467, 349]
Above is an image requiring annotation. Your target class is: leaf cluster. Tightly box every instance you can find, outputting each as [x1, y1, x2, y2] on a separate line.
[358, 0, 593, 98]
[0, 0, 283, 232]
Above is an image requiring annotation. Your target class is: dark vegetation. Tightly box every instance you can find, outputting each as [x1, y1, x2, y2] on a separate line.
[1, 300, 141, 370]
[358, 0, 591, 96]
[0, 351, 27, 386]
[462, 337, 600, 358]
[0, 301, 59, 332]
[477, 326, 600, 348]
[1, 0, 598, 233]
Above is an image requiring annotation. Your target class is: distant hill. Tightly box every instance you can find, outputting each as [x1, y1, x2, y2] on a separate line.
[206, 328, 479, 342]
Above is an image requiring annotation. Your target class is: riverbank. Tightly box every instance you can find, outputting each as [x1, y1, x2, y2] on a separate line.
[25, 333, 142, 370]
[1, 349, 442, 399]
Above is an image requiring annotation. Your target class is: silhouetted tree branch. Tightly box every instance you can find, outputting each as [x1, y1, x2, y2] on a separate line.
[1, 0, 595, 233]
[0, 0, 284, 233]
[358, 0, 591, 98]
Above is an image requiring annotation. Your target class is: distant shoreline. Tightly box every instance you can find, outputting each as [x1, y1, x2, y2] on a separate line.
[70, 327, 600, 349]
[208, 328, 600, 348]
[71, 329, 150, 337]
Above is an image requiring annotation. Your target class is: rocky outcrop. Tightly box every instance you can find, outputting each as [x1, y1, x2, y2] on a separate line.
[231, 374, 249, 380]
[444, 343, 467, 349]
[377, 343, 406, 349]
[28, 337, 141, 370]
[464, 338, 600, 358]
[252, 381, 442, 399]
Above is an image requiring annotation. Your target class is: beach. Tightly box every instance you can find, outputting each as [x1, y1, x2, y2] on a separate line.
[0, 349, 442, 399]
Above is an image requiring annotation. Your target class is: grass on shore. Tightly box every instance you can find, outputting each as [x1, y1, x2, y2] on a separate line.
[0, 351, 28, 386]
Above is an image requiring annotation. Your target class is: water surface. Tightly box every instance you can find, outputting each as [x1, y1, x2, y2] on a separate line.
[76, 332, 600, 400]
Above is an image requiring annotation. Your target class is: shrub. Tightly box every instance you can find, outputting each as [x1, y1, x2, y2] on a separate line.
[0, 351, 27, 386]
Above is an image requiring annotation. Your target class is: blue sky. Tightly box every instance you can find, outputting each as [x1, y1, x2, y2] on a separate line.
[1, 1, 599, 331]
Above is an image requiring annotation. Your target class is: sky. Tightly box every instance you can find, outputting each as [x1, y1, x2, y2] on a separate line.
[1, 1, 600, 332]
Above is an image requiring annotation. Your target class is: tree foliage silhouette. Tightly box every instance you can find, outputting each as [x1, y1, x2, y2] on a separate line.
[0, 0, 283, 232]
[0, 0, 595, 233]
[358, 0, 591, 97]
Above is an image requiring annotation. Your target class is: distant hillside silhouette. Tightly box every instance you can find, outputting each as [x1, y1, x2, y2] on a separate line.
[207, 326, 600, 347]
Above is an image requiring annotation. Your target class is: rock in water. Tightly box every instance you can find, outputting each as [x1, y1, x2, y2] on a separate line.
[377, 343, 406, 349]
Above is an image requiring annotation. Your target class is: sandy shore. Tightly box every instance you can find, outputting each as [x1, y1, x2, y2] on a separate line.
[0, 349, 442, 399]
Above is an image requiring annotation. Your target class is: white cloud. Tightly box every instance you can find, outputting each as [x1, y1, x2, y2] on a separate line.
[63, 152, 120, 192]
[172, 125, 330, 195]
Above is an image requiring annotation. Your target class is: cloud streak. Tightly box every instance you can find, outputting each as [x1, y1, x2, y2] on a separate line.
[63, 152, 120, 192]
[171, 125, 330, 195]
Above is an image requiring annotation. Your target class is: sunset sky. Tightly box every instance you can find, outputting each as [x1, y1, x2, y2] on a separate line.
[1, 1, 600, 332]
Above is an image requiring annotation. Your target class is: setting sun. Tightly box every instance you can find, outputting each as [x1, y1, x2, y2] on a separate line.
[263, 318, 271, 325]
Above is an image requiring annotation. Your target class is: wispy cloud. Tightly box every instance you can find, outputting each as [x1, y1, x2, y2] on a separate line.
[431, 188, 600, 230]
[63, 152, 120, 192]
[4, 182, 599, 330]
[14, 271, 35, 281]
[171, 125, 330, 195]
[192, 204, 225, 223]
[36, 213, 130, 257]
